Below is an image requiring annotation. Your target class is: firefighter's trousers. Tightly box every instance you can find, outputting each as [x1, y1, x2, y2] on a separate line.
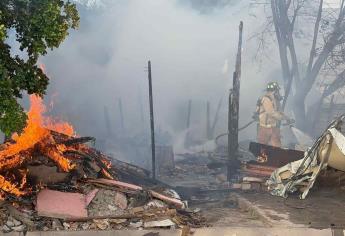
[257, 126, 281, 147]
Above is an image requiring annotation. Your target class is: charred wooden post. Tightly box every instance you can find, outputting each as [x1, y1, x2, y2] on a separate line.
[227, 21, 243, 181]
[186, 99, 192, 130]
[147, 60, 156, 180]
[184, 99, 192, 148]
[103, 106, 112, 138]
[206, 101, 211, 140]
[227, 89, 233, 181]
[211, 98, 223, 138]
[118, 98, 125, 133]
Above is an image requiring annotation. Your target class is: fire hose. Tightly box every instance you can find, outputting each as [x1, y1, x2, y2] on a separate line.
[215, 118, 295, 145]
[215, 119, 256, 145]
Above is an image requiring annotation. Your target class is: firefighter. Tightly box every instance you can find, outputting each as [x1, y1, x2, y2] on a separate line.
[254, 82, 292, 147]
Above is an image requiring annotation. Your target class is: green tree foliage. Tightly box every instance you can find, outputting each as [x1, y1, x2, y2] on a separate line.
[0, 0, 79, 136]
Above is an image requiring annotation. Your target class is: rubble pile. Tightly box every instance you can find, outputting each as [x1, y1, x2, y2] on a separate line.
[0, 95, 205, 233]
[161, 153, 230, 189]
[0, 130, 205, 233]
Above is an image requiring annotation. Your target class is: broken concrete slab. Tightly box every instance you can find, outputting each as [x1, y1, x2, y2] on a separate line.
[36, 190, 88, 219]
[87, 189, 131, 217]
[114, 192, 127, 210]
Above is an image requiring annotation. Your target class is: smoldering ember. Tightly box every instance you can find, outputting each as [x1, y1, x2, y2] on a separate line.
[3, 1, 345, 236]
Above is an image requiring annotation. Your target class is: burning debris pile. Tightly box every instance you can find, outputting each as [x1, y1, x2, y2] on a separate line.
[0, 95, 205, 233]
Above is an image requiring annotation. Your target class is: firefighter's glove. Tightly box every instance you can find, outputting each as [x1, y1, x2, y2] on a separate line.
[286, 118, 295, 125]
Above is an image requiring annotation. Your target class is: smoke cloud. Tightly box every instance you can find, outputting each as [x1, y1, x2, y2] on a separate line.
[41, 1, 277, 142]
[0, 0, 291, 152]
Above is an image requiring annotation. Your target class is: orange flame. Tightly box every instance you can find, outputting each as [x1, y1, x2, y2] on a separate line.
[0, 96, 49, 158]
[0, 92, 77, 196]
[0, 95, 75, 158]
[0, 175, 26, 196]
[32, 95, 75, 136]
[36, 64, 73, 135]
[45, 117, 75, 137]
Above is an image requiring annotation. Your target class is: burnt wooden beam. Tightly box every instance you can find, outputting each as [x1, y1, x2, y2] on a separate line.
[227, 21, 243, 181]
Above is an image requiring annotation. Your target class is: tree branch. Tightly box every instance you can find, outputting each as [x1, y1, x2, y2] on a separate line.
[338, 0, 345, 21]
[287, 0, 292, 9]
[290, 1, 304, 32]
[322, 69, 345, 98]
[304, 2, 345, 93]
[306, 0, 323, 76]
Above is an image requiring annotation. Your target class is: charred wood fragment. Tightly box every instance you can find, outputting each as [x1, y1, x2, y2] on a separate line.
[58, 137, 95, 146]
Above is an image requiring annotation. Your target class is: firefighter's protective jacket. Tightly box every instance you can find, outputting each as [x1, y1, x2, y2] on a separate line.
[258, 93, 285, 128]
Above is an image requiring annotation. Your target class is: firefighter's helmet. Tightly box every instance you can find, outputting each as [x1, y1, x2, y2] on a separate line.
[266, 82, 280, 91]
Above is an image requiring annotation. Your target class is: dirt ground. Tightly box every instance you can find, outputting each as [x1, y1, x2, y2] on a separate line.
[238, 188, 345, 228]
[190, 196, 266, 227]
[159, 155, 345, 229]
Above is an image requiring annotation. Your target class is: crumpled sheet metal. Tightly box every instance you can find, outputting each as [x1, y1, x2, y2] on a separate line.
[267, 115, 345, 199]
[327, 128, 345, 171]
